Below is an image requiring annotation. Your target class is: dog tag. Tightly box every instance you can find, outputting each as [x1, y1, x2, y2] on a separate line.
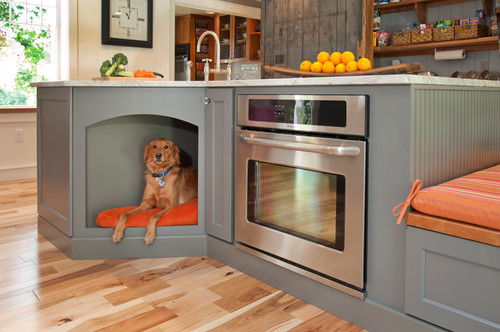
[158, 180, 165, 188]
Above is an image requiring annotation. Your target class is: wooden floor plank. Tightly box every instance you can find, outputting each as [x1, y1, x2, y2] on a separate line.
[0, 178, 368, 331]
[95, 306, 177, 332]
[210, 274, 276, 312]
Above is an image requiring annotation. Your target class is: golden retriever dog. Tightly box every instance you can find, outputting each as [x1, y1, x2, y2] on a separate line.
[112, 138, 198, 244]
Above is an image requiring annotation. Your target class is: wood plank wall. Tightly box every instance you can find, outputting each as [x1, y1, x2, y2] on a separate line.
[262, 0, 363, 74]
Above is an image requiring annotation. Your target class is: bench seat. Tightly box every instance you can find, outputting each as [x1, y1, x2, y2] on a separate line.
[403, 165, 500, 332]
[406, 210, 500, 247]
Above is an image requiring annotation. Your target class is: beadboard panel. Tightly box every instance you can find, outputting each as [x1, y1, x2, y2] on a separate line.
[411, 86, 500, 186]
[0, 113, 37, 181]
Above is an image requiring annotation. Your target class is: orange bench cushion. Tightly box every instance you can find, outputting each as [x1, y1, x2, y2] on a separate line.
[411, 165, 500, 230]
[96, 198, 198, 228]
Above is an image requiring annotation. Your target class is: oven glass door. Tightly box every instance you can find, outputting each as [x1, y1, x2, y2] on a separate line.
[247, 161, 345, 252]
[235, 130, 366, 289]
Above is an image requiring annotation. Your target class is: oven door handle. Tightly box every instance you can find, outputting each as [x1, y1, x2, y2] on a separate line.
[238, 135, 360, 156]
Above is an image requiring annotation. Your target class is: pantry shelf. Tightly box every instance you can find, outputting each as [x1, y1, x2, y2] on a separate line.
[374, 36, 498, 58]
[375, 0, 493, 23]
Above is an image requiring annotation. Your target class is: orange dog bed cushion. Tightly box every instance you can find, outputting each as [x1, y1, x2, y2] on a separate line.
[97, 198, 198, 228]
[411, 164, 500, 230]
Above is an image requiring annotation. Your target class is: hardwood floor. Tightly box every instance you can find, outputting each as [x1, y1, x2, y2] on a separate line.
[0, 178, 368, 331]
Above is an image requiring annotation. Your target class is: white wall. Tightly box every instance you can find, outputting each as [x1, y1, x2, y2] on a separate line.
[0, 112, 37, 181]
[68, 0, 176, 80]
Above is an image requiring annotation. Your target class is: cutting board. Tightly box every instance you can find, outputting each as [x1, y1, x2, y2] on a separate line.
[92, 77, 167, 81]
[263, 62, 422, 77]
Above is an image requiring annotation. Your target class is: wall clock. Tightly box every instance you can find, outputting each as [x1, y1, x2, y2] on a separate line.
[102, 0, 153, 48]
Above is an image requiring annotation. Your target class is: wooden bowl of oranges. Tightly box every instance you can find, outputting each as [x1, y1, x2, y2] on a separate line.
[300, 51, 372, 74]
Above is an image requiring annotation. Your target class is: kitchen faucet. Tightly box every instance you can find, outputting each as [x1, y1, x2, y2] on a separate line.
[196, 30, 231, 81]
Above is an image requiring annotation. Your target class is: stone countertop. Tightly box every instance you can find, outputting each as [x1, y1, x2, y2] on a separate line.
[31, 74, 500, 88]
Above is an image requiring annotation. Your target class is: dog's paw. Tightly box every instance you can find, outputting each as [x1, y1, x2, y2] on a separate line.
[112, 230, 124, 243]
[144, 229, 156, 245]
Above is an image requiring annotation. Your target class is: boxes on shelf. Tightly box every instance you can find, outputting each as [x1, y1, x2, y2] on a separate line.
[432, 26, 455, 42]
[376, 30, 390, 47]
[454, 24, 489, 40]
[392, 31, 412, 45]
[411, 28, 433, 43]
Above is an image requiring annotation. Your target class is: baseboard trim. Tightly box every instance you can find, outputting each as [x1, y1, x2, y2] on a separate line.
[0, 166, 37, 182]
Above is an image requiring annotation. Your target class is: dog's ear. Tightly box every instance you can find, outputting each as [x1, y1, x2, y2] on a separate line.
[173, 145, 180, 165]
[144, 144, 151, 163]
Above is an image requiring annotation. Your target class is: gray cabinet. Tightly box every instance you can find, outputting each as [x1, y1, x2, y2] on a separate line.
[37, 87, 71, 236]
[204, 88, 234, 243]
[405, 226, 500, 332]
[37, 86, 210, 259]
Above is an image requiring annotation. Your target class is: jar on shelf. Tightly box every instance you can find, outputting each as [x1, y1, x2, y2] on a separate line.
[374, 10, 381, 31]
[490, 16, 498, 36]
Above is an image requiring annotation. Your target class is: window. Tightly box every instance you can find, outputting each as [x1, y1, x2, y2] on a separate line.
[0, 0, 58, 105]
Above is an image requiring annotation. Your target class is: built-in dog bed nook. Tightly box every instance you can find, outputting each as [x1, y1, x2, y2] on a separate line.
[96, 198, 198, 228]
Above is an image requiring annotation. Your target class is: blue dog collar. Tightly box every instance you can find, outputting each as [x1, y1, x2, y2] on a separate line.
[152, 167, 171, 178]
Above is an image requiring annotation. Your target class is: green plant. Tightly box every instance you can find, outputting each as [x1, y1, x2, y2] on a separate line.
[0, 2, 51, 104]
[0, 86, 28, 105]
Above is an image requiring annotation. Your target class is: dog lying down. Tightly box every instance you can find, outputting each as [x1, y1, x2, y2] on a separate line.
[112, 138, 198, 244]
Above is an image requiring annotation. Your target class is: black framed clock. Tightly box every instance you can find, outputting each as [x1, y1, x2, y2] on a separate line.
[102, 0, 153, 48]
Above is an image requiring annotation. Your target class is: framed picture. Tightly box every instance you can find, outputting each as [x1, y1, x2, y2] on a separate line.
[102, 0, 153, 48]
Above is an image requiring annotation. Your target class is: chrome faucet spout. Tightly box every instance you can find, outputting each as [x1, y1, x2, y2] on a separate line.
[196, 30, 221, 71]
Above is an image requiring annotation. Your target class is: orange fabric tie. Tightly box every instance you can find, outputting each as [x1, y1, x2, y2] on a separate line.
[392, 179, 422, 225]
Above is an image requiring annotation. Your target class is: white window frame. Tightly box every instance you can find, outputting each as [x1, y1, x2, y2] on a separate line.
[0, 0, 67, 106]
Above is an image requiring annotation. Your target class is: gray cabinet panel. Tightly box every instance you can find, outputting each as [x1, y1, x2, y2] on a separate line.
[37, 87, 71, 235]
[205, 88, 234, 243]
[405, 226, 500, 332]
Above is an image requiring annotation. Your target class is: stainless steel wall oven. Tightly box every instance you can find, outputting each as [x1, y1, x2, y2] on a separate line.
[235, 94, 368, 298]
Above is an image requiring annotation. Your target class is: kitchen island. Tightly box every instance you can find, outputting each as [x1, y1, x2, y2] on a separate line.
[33, 75, 500, 332]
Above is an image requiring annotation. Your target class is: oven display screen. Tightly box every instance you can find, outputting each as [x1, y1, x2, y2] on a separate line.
[247, 161, 345, 251]
[248, 98, 347, 127]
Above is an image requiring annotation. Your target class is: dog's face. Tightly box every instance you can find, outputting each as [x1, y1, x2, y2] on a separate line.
[144, 138, 180, 172]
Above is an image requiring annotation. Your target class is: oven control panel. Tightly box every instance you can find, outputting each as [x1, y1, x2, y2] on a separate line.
[237, 94, 367, 137]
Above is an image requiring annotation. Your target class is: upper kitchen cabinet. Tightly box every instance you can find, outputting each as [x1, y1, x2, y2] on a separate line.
[175, 15, 191, 44]
[218, 15, 261, 61]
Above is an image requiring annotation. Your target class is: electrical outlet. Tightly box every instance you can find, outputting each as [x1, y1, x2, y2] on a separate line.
[14, 129, 24, 143]
[480, 61, 488, 71]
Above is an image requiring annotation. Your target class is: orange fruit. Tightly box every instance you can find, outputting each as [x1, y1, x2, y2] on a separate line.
[300, 60, 312, 71]
[317, 51, 330, 64]
[346, 60, 358, 72]
[335, 63, 346, 73]
[341, 51, 355, 65]
[322, 61, 335, 73]
[357, 57, 372, 70]
[330, 52, 342, 65]
[311, 61, 323, 72]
